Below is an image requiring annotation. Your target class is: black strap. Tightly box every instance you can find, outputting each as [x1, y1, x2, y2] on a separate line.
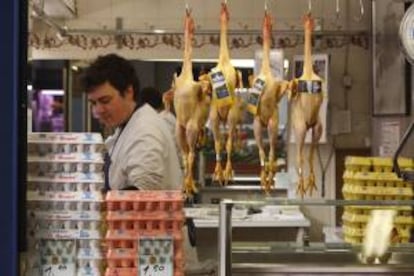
[103, 152, 111, 192]
[186, 217, 197, 247]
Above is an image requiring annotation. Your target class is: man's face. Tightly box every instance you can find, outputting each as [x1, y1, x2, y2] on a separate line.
[87, 81, 134, 128]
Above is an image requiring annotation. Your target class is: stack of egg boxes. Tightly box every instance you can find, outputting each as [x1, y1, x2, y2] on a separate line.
[26, 132, 106, 276]
[342, 156, 414, 244]
[105, 190, 184, 276]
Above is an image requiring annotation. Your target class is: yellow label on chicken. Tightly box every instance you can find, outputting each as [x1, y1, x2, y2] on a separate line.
[246, 77, 266, 115]
[210, 69, 233, 107]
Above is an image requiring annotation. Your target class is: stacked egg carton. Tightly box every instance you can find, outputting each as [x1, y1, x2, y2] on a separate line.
[342, 156, 414, 244]
[105, 190, 184, 276]
[26, 132, 105, 276]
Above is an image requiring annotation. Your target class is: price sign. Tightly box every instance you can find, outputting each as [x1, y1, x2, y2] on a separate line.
[246, 77, 266, 115]
[210, 68, 233, 107]
[138, 236, 174, 276]
[41, 263, 76, 276]
[40, 239, 76, 276]
[139, 263, 173, 276]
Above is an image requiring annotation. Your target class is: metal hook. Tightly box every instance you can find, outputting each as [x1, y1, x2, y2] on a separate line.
[359, 0, 364, 16]
[336, 0, 340, 20]
[223, 0, 227, 4]
[354, 0, 364, 22]
[308, 0, 312, 13]
[265, 0, 268, 11]
[184, 1, 191, 14]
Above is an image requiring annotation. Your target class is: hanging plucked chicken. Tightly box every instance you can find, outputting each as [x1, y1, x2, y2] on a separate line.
[250, 9, 288, 194]
[172, 8, 210, 197]
[207, 2, 244, 185]
[289, 12, 324, 197]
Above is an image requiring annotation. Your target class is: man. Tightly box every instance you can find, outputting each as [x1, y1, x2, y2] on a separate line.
[81, 53, 182, 190]
[140, 86, 183, 169]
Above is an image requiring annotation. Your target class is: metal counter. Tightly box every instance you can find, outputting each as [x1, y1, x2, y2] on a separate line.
[231, 246, 414, 275]
[232, 263, 414, 275]
[218, 199, 414, 276]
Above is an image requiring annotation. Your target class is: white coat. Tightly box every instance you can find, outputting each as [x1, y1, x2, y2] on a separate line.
[105, 104, 183, 190]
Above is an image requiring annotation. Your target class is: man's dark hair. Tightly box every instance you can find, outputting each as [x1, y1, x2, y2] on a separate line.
[81, 54, 141, 104]
[141, 86, 163, 111]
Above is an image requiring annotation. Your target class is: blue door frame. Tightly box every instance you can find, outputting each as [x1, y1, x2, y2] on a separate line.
[0, 0, 26, 275]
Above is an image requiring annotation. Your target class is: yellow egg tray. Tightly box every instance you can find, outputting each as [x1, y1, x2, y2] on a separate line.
[344, 206, 413, 214]
[343, 234, 410, 245]
[343, 171, 413, 186]
[371, 157, 393, 173]
[343, 235, 362, 244]
[342, 212, 414, 225]
[342, 192, 412, 201]
[342, 225, 364, 237]
[343, 224, 411, 240]
[343, 183, 413, 197]
[345, 156, 372, 173]
[344, 156, 413, 173]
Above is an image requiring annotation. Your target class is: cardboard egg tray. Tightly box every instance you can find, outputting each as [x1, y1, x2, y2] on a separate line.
[106, 190, 183, 212]
[105, 267, 137, 276]
[343, 206, 413, 218]
[77, 259, 105, 276]
[342, 156, 414, 245]
[27, 201, 103, 212]
[27, 172, 105, 184]
[345, 156, 372, 173]
[345, 156, 413, 174]
[106, 211, 184, 232]
[26, 239, 104, 276]
[342, 171, 413, 200]
[27, 155, 104, 176]
[105, 268, 183, 276]
[343, 224, 411, 244]
[104, 191, 185, 275]
[26, 132, 106, 276]
[28, 181, 104, 193]
[105, 230, 183, 250]
[28, 132, 104, 144]
[28, 142, 104, 156]
[342, 210, 413, 231]
[104, 231, 184, 276]
[26, 190, 104, 203]
[106, 248, 183, 269]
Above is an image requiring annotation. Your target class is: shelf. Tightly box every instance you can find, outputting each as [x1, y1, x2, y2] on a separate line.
[193, 217, 310, 228]
[224, 198, 414, 207]
[185, 204, 309, 228]
[200, 185, 287, 192]
[232, 241, 414, 255]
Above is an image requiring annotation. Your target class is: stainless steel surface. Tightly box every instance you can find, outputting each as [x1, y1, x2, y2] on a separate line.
[201, 185, 286, 191]
[218, 199, 233, 276]
[231, 245, 414, 274]
[224, 198, 414, 207]
[232, 262, 414, 275]
[233, 250, 359, 264]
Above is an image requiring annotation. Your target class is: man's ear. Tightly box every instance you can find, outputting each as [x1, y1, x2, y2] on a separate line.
[125, 85, 134, 100]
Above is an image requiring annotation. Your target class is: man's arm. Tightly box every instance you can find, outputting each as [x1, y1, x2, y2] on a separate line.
[123, 127, 166, 190]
